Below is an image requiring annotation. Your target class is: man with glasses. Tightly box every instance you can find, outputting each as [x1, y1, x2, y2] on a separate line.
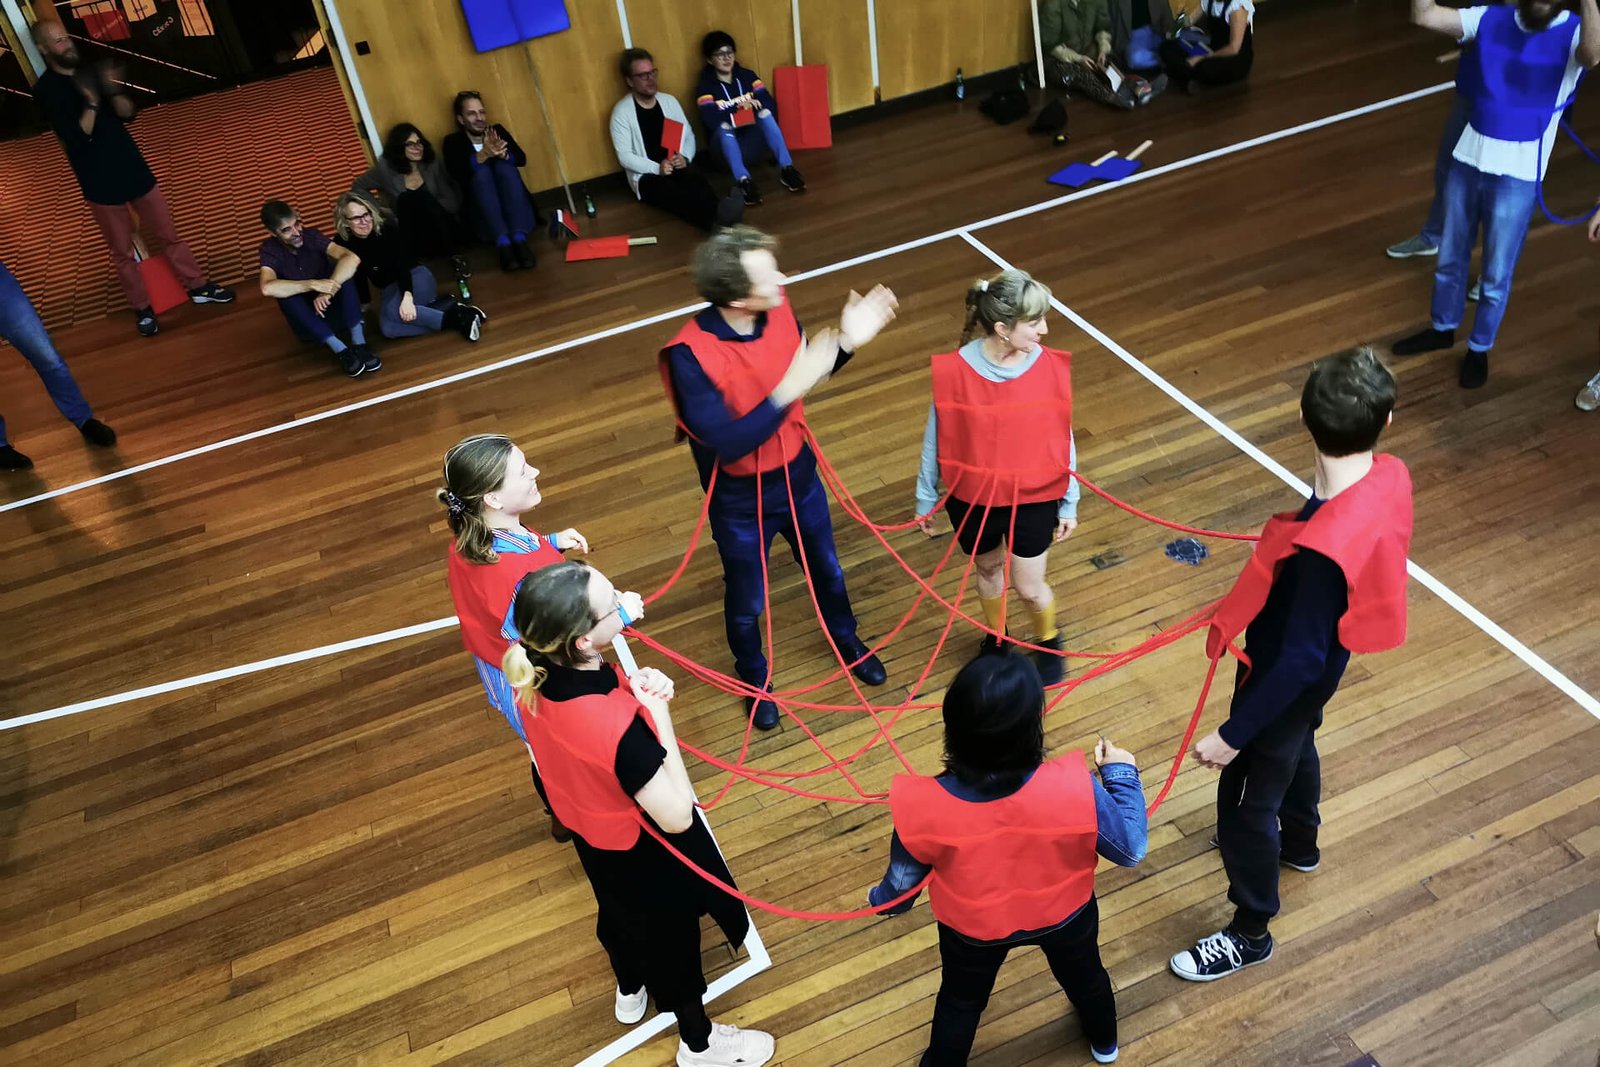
[257, 200, 378, 379]
[611, 48, 744, 232]
[442, 91, 537, 273]
[30, 20, 234, 338]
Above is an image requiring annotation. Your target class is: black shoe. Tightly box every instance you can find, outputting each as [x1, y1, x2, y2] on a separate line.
[1032, 633, 1066, 686]
[513, 240, 536, 269]
[188, 282, 235, 304]
[445, 303, 485, 342]
[745, 684, 780, 730]
[353, 344, 381, 373]
[337, 347, 366, 378]
[76, 418, 117, 447]
[450, 254, 471, 280]
[498, 244, 519, 272]
[779, 165, 806, 192]
[0, 445, 34, 471]
[835, 636, 887, 686]
[1169, 928, 1274, 982]
[134, 307, 159, 337]
[714, 189, 746, 229]
[1392, 327, 1455, 356]
[1458, 348, 1489, 389]
[738, 177, 762, 206]
[979, 629, 1009, 656]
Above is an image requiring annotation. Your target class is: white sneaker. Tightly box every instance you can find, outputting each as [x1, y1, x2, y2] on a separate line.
[1576, 371, 1600, 412]
[676, 1023, 775, 1066]
[614, 985, 648, 1025]
[1467, 277, 1482, 302]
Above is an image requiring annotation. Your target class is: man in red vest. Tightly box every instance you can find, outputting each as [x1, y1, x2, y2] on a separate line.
[1171, 346, 1413, 982]
[660, 226, 898, 729]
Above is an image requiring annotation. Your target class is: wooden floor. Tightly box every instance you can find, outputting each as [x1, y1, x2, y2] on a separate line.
[3, 2, 1598, 1064]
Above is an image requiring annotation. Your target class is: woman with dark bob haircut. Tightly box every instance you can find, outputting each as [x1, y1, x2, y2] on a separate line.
[350, 122, 464, 258]
[870, 653, 1148, 1065]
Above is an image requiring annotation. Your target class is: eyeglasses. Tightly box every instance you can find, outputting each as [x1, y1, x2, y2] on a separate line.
[709, 48, 735, 59]
[403, 138, 424, 147]
[346, 211, 372, 223]
[629, 68, 658, 79]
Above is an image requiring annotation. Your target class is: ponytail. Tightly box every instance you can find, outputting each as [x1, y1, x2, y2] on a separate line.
[502, 641, 550, 710]
[958, 270, 1052, 346]
[502, 562, 603, 711]
[438, 434, 516, 564]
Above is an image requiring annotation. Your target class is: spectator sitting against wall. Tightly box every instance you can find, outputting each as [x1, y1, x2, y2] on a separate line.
[332, 192, 486, 344]
[1041, 0, 1167, 110]
[612, 48, 745, 233]
[1111, 0, 1176, 73]
[442, 92, 537, 272]
[257, 200, 377, 380]
[352, 123, 466, 260]
[694, 31, 805, 207]
[1160, 0, 1256, 94]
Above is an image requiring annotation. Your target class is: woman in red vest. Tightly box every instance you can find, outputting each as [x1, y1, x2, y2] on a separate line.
[503, 561, 775, 1067]
[439, 433, 589, 841]
[869, 654, 1147, 1065]
[913, 269, 1079, 685]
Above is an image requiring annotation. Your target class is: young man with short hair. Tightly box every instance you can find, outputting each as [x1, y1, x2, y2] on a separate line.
[257, 200, 376, 379]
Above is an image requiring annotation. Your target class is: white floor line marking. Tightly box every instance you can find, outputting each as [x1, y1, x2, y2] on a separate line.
[0, 79, 1453, 517]
[957, 230, 1600, 721]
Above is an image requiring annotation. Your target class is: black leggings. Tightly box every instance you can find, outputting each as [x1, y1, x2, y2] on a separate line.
[638, 167, 724, 231]
[1160, 27, 1253, 88]
[922, 898, 1117, 1065]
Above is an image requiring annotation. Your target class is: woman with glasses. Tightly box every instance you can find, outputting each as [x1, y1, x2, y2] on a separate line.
[502, 561, 776, 1067]
[694, 31, 805, 206]
[333, 191, 485, 342]
[351, 123, 465, 258]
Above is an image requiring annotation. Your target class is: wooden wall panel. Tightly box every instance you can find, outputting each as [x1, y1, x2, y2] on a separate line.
[875, 0, 1033, 102]
[618, 1, 777, 127]
[801, 0, 877, 112]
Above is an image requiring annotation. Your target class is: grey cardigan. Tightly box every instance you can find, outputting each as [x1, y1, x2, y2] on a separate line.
[1109, 0, 1175, 56]
[350, 155, 462, 215]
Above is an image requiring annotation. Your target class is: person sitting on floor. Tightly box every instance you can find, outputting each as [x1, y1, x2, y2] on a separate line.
[694, 31, 805, 207]
[613, 48, 744, 232]
[351, 123, 466, 259]
[1041, 0, 1166, 110]
[332, 192, 486, 344]
[1110, 0, 1176, 73]
[442, 91, 537, 272]
[257, 199, 378, 379]
[1159, 0, 1255, 93]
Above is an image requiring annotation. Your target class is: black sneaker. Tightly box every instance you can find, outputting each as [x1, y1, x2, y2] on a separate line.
[188, 282, 235, 304]
[449, 304, 484, 342]
[337, 347, 366, 378]
[835, 636, 886, 686]
[0, 445, 34, 471]
[1170, 928, 1273, 982]
[779, 165, 806, 192]
[1458, 348, 1489, 389]
[1032, 633, 1066, 686]
[979, 629, 1009, 656]
[76, 418, 117, 447]
[1392, 327, 1455, 356]
[513, 239, 536, 270]
[714, 188, 746, 229]
[498, 244, 519, 272]
[134, 307, 159, 337]
[354, 344, 382, 373]
[738, 177, 762, 206]
[745, 684, 780, 730]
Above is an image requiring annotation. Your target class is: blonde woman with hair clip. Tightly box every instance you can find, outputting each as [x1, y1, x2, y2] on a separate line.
[439, 433, 590, 842]
[913, 269, 1080, 686]
[504, 562, 774, 1067]
[334, 190, 486, 342]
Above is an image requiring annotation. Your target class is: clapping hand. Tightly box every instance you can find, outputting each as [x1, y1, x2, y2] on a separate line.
[630, 667, 675, 703]
[838, 285, 899, 350]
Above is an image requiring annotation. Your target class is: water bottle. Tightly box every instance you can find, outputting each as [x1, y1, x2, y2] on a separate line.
[583, 187, 597, 218]
[1017, 65, 1028, 92]
[955, 68, 965, 100]
[457, 276, 471, 301]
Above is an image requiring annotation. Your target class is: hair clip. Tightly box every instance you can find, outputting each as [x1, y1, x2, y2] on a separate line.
[976, 279, 989, 292]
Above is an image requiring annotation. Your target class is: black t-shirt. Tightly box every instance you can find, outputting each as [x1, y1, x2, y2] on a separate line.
[635, 100, 668, 164]
[33, 69, 155, 205]
[536, 663, 667, 791]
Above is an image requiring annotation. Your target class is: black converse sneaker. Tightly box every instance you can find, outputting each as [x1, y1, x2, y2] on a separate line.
[1169, 928, 1273, 982]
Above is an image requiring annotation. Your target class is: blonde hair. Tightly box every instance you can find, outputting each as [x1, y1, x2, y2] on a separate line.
[960, 269, 1052, 345]
[333, 190, 387, 241]
[437, 433, 516, 564]
[692, 225, 778, 305]
[500, 562, 601, 708]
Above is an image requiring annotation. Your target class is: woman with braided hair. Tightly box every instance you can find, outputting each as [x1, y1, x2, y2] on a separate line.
[503, 562, 774, 1067]
[913, 269, 1081, 685]
[438, 433, 589, 841]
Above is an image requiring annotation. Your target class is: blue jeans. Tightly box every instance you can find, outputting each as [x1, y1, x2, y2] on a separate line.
[716, 112, 793, 181]
[1420, 97, 1471, 248]
[0, 259, 93, 445]
[377, 267, 449, 339]
[277, 283, 363, 345]
[1125, 25, 1163, 71]
[469, 158, 534, 242]
[708, 465, 857, 683]
[1431, 159, 1537, 353]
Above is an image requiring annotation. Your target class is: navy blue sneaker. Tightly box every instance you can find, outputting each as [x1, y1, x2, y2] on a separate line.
[1170, 928, 1273, 982]
[189, 282, 235, 304]
[746, 684, 780, 730]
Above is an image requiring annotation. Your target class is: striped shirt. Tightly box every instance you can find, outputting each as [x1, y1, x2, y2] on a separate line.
[472, 527, 559, 740]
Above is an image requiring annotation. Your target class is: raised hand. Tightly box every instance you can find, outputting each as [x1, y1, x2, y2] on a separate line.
[839, 285, 899, 350]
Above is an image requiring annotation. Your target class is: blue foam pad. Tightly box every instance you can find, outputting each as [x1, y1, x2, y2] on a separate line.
[460, 0, 570, 53]
[1047, 162, 1101, 188]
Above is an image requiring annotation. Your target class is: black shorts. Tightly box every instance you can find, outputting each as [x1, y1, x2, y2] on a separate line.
[945, 497, 1057, 559]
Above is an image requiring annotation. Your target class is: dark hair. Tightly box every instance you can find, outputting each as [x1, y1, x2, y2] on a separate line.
[260, 199, 295, 232]
[1301, 345, 1396, 456]
[619, 47, 654, 81]
[701, 30, 736, 59]
[382, 122, 433, 172]
[453, 90, 483, 119]
[941, 654, 1046, 793]
[691, 225, 777, 305]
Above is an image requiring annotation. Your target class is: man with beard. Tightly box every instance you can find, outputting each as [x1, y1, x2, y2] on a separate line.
[30, 20, 234, 338]
[256, 200, 376, 379]
[1392, 0, 1600, 388]
[441, 91, 537, 273]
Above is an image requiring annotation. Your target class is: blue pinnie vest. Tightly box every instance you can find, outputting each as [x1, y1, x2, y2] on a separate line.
[1458, 7, 1580, 143]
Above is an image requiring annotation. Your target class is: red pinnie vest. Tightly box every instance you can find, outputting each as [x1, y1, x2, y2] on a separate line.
[1207, 454, 1414, 661]
[660, 298, 809, 477]
[890, 750, 1099, 941]
[519, 664, 661, 850]
[930, 347, 1075, 508]
[446, 535, 565, 663]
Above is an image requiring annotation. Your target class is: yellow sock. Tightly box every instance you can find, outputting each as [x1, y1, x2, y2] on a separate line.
[980, 595, 1006, 633]
[1030, 599, 1059, 642]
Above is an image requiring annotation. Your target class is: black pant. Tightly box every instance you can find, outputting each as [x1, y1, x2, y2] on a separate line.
[923, 899, 1117, 1065]
[1217, 695, 1323, 936]
[394, 187, 465, 257]
[1159, 31, 1253, 88]
[638, 167, 723, 231]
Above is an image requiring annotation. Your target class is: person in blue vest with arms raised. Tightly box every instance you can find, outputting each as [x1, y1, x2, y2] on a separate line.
[1392, 0, 1600, 388]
